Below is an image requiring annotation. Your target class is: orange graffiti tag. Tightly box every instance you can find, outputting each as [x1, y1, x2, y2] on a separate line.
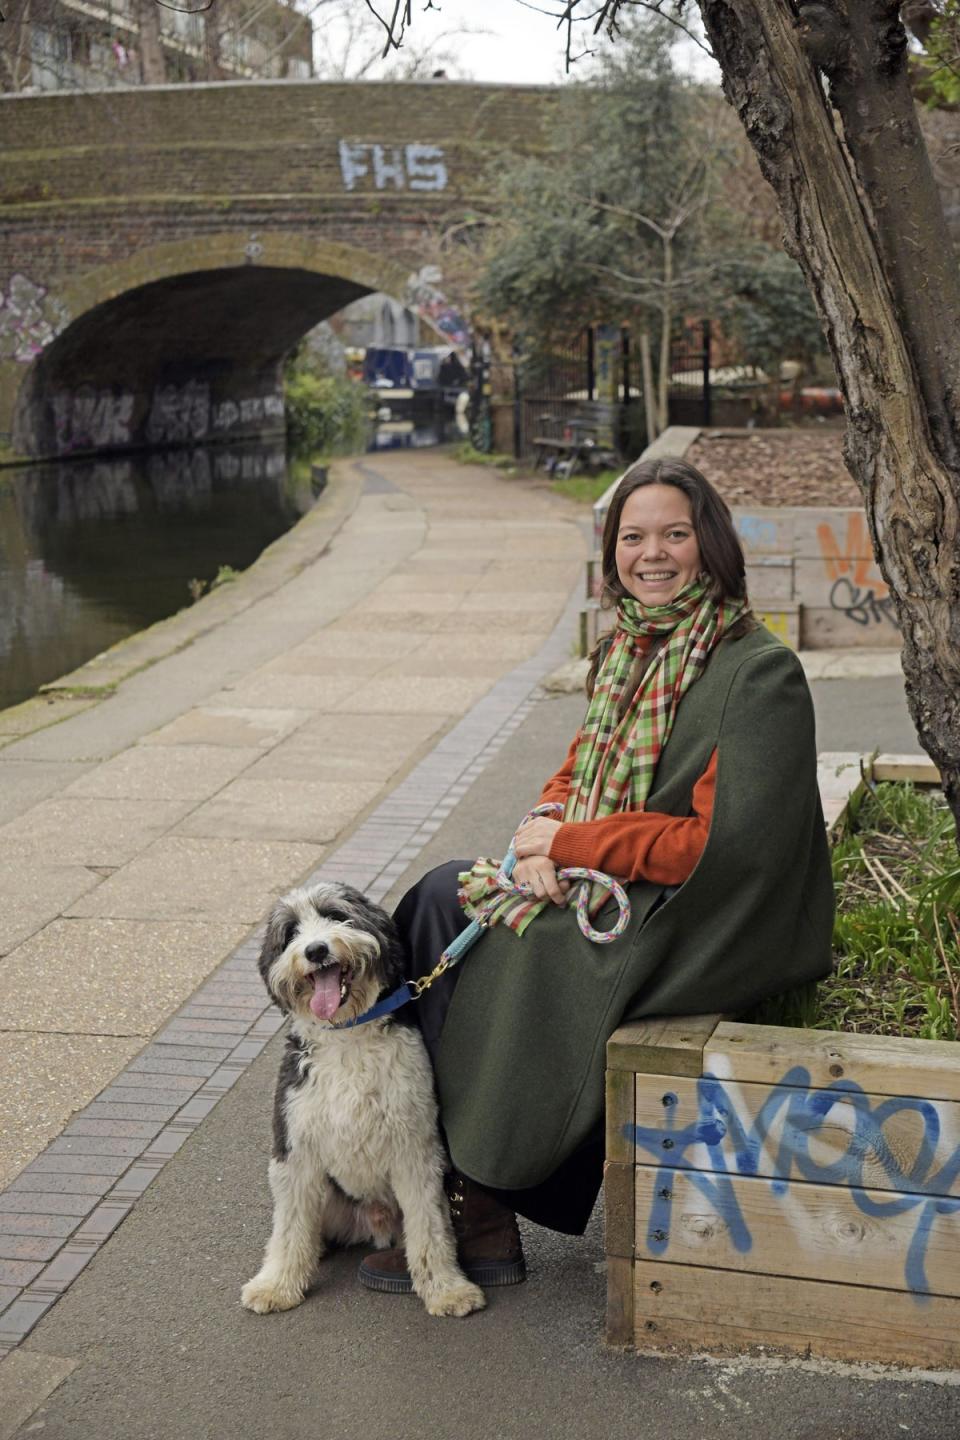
[817, 514, 888, 595]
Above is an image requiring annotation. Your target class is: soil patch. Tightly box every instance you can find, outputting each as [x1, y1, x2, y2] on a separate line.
[687, 428, 861, 508]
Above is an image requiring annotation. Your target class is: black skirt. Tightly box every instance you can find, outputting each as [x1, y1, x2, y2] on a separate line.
[393, 860, 604, 1236]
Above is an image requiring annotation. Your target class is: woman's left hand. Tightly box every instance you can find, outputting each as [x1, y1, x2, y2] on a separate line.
[514, 815, 562, 859]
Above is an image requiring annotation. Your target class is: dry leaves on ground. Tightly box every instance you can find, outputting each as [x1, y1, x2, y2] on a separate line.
[687, 428, 861, 509]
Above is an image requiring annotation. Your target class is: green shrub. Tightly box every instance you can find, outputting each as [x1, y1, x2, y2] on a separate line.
[284, 370, 369, 457]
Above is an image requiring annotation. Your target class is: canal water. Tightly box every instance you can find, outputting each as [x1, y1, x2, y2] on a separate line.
[0, 439, 322, 714]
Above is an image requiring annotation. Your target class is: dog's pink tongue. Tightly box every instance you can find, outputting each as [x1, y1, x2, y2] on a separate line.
[310, 969, 341, 1020]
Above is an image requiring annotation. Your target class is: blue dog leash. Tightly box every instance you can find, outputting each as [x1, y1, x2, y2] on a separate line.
[334, 808, 630, 1030]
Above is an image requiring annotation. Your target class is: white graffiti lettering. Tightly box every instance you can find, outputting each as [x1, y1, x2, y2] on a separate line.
[212, 394, 284, 432]
[338, 140, 447, 193]
[52, 386, 134, 452]
[0, 273, 69, 363]
[146, 380, 211, 445]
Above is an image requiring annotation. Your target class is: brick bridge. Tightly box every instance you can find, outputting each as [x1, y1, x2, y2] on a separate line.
[0, 81, 562, 458]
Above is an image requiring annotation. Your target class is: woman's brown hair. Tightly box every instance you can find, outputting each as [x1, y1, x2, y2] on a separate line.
[586, 456, 756, 697]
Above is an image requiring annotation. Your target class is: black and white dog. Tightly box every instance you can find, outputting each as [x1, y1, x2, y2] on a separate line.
[241, 881, 485, 1319]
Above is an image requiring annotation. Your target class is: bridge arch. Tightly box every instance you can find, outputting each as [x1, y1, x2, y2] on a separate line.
[13, 232, 416, 457]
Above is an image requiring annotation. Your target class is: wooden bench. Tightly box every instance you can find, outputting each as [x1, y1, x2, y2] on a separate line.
[605, 1012, 960, 1367]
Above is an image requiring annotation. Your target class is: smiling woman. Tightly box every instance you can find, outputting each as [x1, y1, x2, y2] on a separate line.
[356, 454, 835, 1301]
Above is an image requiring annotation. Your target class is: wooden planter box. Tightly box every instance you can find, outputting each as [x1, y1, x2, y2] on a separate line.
[604, 752, 960, 1369]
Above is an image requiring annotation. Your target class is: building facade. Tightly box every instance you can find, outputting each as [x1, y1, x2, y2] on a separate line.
[7, 0, 312, 92]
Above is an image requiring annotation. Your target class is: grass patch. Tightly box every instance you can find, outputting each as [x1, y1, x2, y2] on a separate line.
[550, 468, 622, 504]
[750, 780, 960, 1040]
[453, 442, 519, 471]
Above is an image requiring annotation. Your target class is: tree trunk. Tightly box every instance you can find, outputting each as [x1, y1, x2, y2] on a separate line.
[697, 0, 960, 828]
[1, 0, 34, 92]
[639, 330, 658, 447]
[136, 0, 166, 85]
[657, 233, 673, 433]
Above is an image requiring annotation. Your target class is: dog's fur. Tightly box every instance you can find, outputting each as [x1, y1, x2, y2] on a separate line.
[241, 881, 485, 1319]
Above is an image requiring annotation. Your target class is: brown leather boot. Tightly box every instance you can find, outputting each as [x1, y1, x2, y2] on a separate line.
[358, 1171, 526, 1293]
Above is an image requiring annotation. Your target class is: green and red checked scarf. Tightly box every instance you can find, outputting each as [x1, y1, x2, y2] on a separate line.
[458, 577, 746, 935]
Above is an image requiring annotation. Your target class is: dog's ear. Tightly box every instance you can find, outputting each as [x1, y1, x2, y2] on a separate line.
[337, 886, 406, 989]
[258, 900, 297, 991]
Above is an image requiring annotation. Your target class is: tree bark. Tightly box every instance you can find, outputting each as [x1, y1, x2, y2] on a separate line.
[136, 0, 166, 85]
[1, 0, 34, 91]
[697, 0, 960, 827]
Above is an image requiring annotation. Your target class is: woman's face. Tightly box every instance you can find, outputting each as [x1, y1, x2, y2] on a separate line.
[615, 484, 702, 608]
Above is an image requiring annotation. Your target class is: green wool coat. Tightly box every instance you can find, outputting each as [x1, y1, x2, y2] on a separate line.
[434, 627, 835, 1191]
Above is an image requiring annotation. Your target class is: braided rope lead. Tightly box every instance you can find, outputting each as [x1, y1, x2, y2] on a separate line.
[495, 802, 632, 945]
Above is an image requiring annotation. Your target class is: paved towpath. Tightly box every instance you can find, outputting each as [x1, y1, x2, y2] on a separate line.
[0, 449, 585, 1187]
[0, 447, 953, 1438]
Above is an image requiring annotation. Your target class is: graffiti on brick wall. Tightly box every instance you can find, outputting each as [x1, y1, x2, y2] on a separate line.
[146, 380, 212, 445]
[53, 387, 135, 453]
[818, 513, 899, 629]
[211, 394, 285, 433]
[49, 380, 285, 453]
[147, 384, 285, 445]
[628, 1067, 960, 1301]
[338, 140, 447, 192]
[405, 264, 470, 347]
[0, 273, 69, 363]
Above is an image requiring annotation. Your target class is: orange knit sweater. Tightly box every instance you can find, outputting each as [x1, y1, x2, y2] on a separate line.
[537, 738, 717, 886]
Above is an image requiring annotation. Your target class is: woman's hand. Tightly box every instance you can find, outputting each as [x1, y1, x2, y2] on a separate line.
[514, 855, 570, 906]
[514, 815, 562, 859]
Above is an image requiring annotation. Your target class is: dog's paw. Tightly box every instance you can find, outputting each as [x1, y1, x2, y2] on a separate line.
[423, 1281, 486, 1318]
[240, 1274, 305, 1314]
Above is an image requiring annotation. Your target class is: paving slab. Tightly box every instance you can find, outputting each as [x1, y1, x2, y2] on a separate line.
[173, 777, 384, 843]
[0, 763, 93, 828]
[0, 797, 191, 868]
[65, 836, 324, 923]
[0, 1034, 143, 1188]
[60, 744, 261, 803]
[248, 712, 449, 784]
[0, 864, 100, 959]
[336, 674, 495, 715]
[139, 706, 309, 750]
[0, 918, 248, 1036]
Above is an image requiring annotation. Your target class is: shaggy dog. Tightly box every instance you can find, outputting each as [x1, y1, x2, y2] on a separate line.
[241, 881, 485, 1319]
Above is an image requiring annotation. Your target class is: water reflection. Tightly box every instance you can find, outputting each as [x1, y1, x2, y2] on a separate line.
[368, 417, 462, 451]
[0, 440, 317, 712]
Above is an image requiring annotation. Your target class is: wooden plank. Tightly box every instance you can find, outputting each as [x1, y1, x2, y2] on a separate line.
[792, 507, 876, 562]
[632, 1073, 960, 1198]
[604, 1161, 636, 1258]
[753, 604, 799, 650]
[605, 1065, 636, 1165]
[606, 1015, 722, 1077]
[634, 1165, 960, 1299]
[732, 509, 795, 556]
[745, 557, 794, 601]
[632, 1258, 960, 1367]
[705, 1021, 960, 1104]
[605, 1255, 635, 1347]
[872, 753, 941, 784]
[800, 603, 900, 650]
[796, 556, 892, 609]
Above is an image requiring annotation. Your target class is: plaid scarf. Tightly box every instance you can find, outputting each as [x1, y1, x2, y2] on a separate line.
[459, 578, 746, 934]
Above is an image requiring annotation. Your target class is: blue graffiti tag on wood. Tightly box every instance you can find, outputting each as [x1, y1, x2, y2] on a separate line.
[626, 1067, 960, 1300]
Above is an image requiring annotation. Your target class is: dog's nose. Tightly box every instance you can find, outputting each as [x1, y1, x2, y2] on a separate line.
[303, 941, 329, 965]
